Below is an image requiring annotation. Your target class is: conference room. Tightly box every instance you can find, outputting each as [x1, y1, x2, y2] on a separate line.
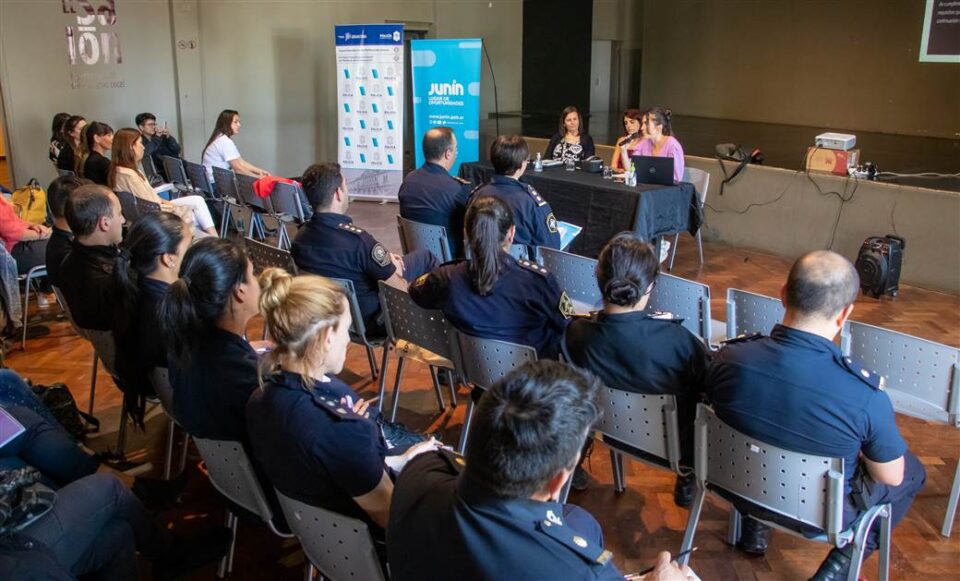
[0, 0, 956, 579]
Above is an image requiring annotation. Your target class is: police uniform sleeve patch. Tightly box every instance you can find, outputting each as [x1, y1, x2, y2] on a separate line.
[546, 212, 559, 234]
[371, 243, 391, 267]
[558, 291, 576, 318]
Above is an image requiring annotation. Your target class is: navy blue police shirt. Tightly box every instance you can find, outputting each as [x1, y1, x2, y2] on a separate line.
[471, 175, 562, 250]
[246, 370, 387, 530]
[291, 212, 396, 336]
[388, 450, 623, 581]
[398, 161, 472, 258]
[706, 324, 907, 494]
[170, 327, 258, 442]
[409, 255, 573, 360]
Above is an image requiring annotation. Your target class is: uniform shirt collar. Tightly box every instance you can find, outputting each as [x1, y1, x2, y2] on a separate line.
[423, 161, 450, 175]
[311, 212, 351, 227]
[596, 310, 650, 323]
[770, 323, 840, 356]
[490, 174, 522, 186]
[72, 241, 119, 260]
[457, 473, 565, 522]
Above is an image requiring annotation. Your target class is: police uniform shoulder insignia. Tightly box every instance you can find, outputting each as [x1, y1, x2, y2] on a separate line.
[437, 448, 466, 474]
[536, 515, 612, 565]
[337, 222, 366, 235]
[524, 184, 547, 206]
[413, 272, 431, 288]
[721, 332, 763, 345]
[841, 356, 884, 390]
[558, 291, 576, 319]
[546, 212, 559, 234]
[469, 184, 484, 197]
[371, 243, 391, 267]
[309, 391, 360, 421]
[517, 259, 549, 276]
[454, 176, 471, 185]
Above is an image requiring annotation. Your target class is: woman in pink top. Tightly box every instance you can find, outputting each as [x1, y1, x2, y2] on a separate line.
[635, 107, 685, 183]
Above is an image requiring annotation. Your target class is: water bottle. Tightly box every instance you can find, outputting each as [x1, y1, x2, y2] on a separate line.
[534, 152, 543, 172]
[626, 162, 637, 187]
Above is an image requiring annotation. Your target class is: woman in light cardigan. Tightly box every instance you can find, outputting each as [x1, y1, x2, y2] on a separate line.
[109, 128, 217, 236]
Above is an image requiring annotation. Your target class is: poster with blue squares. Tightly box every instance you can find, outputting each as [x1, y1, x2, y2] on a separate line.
[411, 39, 482, 175]
[335, 24, 404, 199]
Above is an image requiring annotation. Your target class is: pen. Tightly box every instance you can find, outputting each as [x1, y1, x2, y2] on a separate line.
[631, 547, 697, 578]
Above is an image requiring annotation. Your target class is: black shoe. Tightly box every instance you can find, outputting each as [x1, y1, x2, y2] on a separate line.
[132, 471, 188, 511]
[153, 528, 232, 580]
[736, 517, 771, 555]
[572, 467, 590, 491]
[673, 473, 696, 508]
[809, 546, 855, 581]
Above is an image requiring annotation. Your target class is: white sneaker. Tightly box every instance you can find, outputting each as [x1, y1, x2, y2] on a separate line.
[659, 239, 672, 263]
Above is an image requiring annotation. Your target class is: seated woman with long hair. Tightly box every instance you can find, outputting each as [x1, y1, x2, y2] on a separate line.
[201, 109, 270, 183]
[544, 106, 595, 163]
[112, 212, 191, 425]
[611, 108, 646, 172]
[563, 232, 709, 504]
[409, 194, 571, 359]
[247, 269, 438, 539]
[159, 238, 262, 441]
[109, 128, 218, 236]
[76, 121, 114, 185]
[633, 107, 685, 183]
[56, 115, 86, 172]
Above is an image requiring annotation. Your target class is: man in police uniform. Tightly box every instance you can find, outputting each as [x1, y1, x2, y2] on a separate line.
[470, 136, 562, 255]
[397, 127, 472, 258]
[388, 360, 696, 581]
[291, 162, 438, 337]
[706, 250, 925, 581]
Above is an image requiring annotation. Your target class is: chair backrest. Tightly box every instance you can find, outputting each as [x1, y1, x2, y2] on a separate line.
[52, 285, 83, 338]
[162, 156, 189, 188]
[270, 182, 306, 222]
[184, 160, 214, 196]
[235, 174, 271, 212]
[115, 190, 140, 224]
[329, 278, 372, 345]
[726, 288, 784, 339]
[274, 490, 386, 581]
[148, 367, 176, 418]
[80, 328, 119, 378]
[244, 237, 298, 276]
[538, 247, 601, 311]
[141, 155, 161, 182]
[595, 389, 682, 472]
[841, 321, 960, 426]
[682, 167, 711, 206]
[137, 198, 161, 215]
[694, 404, 845, 541]
[396, 216, 452, 263]
[378, 283, 454, 361]
[212, 166, 239, 200]
[192, 437, 277, 525]
[646, 272, 712, 340]
[508, 243, 529, 261]
[454, 333, 538, 389]
[57, 169, 76, 177]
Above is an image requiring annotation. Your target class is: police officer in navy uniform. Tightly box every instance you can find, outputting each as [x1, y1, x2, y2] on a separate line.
[291, 162, 439, 338]
[469, 135, 561, 256]
[706, 250, 926, 581]
[398, 127, 472, 258]
[409, 194, 572, 360]
[388, 360, 697, 581]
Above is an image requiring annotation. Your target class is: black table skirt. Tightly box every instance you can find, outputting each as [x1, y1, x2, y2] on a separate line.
[458, 162, 702, 258]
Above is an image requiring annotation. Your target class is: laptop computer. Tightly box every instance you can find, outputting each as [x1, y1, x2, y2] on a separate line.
[631, 155, 675, 186]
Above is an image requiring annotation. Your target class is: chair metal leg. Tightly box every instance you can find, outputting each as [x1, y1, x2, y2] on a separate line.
[20, 276, 32, 350]
[942, 460, 960, 537]
[179, 432, 189, 474]
[364, 345, 379, 379]
[726, 509, 742, 546]
[679, 486, 706, 566]
[227, 512, 238, 574]
[458, 397, 477, 454]
[610, 449, 625, 493]
[376, 344, 391, 412]
[429, 366, 446, 412]
[668, 232, 680, 271]
[446, 369, 458, 407]
[848, 503, 890, 581]
[389, 357, 407, 423]
[88, 353, 98, 418]
[163, 418, 175, 479]
[695, 229, 704, 266]
[218, 512, 235, 578]
[878, 510, 892, 581]
[303, 563, 315, 581]
[116, 400, 128, 457]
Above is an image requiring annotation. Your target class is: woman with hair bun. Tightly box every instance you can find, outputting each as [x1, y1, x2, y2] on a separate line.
[409, 194, 571, 359]
[112, 212, 190, 425]
[633, 106, 685, 183]
[246, 269, 438, 544]
[563, 231, 708, 502]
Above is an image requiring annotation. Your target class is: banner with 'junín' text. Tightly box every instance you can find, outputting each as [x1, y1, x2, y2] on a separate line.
[411, 39, 482, 175]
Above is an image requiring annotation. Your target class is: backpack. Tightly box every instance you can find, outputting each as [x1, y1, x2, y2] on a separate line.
[10, 180, 47, 225]
[715, 143, 764, 196]
[29, 383, 98, 441]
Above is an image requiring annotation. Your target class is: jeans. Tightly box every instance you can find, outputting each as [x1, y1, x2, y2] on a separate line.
[0, 369, 59, 427]
[21, 473, 172, 580]
[0, 405, 98, 487]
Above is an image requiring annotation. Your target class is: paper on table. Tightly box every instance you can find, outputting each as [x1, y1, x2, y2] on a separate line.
[0, 407, 26, 450]
[557, 220, 582, 250]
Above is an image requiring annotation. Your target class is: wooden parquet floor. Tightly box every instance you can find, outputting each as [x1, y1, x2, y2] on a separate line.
[4, 205, 958, 579]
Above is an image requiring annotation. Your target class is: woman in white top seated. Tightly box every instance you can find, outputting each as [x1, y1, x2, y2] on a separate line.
[201, 109, 270, 183]
[109, 128, 218, 236]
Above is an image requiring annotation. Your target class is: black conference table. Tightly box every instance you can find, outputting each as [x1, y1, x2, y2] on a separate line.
[458, 162, 702, 258]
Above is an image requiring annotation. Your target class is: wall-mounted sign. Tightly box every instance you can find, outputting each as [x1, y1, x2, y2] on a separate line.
[62, 0, 126, 89]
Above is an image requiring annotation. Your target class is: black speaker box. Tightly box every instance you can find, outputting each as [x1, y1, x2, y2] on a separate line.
[855, 235, 905, 298]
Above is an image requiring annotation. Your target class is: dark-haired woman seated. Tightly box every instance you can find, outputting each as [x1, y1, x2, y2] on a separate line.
[563, 232, 709, 504]
[409, 194, 571, 359]
[544, 106, 595, 163]
[112, 212, 191, 424]
[247, 270, 439, 546]
[159, 237, 263, 441]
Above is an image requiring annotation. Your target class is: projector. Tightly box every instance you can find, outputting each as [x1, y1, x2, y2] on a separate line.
[815, 132, 857, 151]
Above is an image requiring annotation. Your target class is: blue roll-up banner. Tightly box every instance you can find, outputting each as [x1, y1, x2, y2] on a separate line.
[411, 39, 482, 175]
[335, 24, 404, 200]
